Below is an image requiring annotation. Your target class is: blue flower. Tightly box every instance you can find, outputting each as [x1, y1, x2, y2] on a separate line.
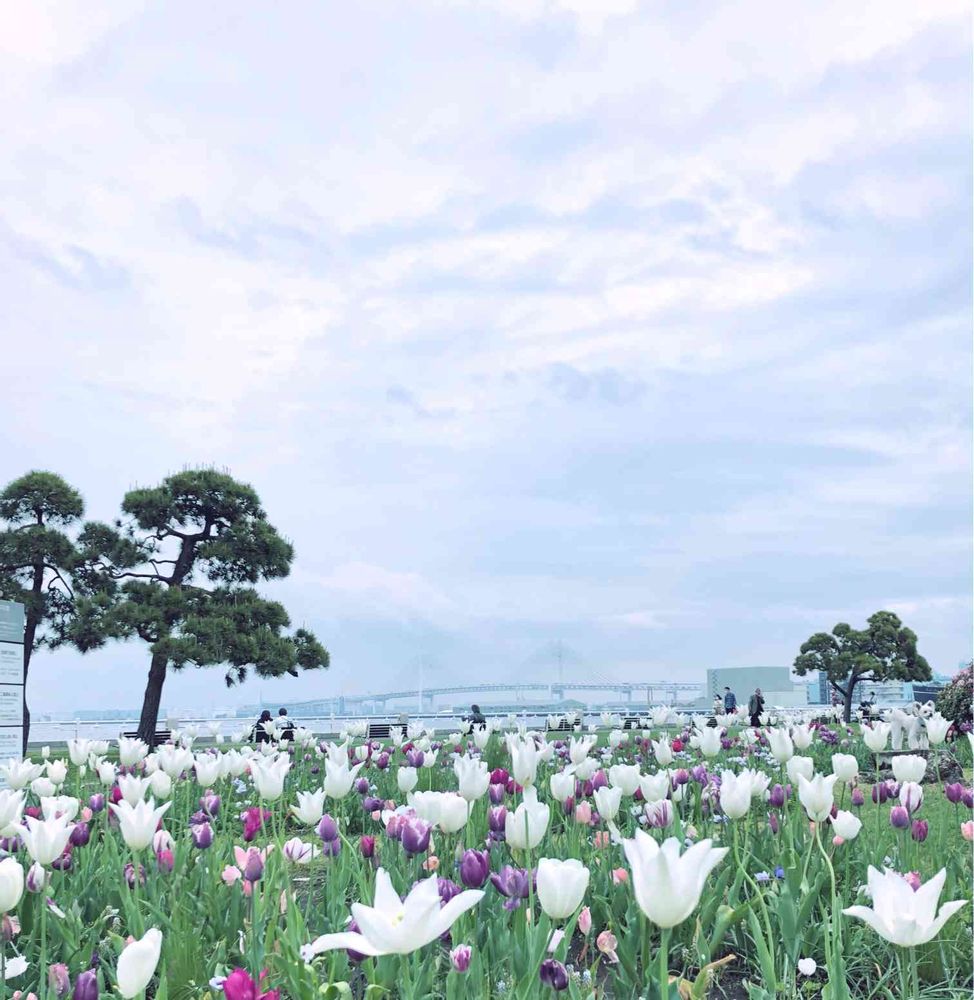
[755, 871, 770, 883]
[774, 866, 785, 879]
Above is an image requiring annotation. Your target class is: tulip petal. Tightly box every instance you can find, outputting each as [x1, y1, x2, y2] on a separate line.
[304, 932, 383, 957]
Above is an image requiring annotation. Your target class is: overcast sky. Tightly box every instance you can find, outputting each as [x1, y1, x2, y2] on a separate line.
[2, 1, 970, 716]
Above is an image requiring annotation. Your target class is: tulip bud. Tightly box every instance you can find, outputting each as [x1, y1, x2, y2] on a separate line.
[354, 777, 370, 796]
[376, 753, 390, 770]
[70, 823, 90, 848]
[123, 863, 146, 888]
[578, 906, 592, 935]
[769, 784, 786, 808]
[242, 850, 264, 883]
[359, 835, 375, 859]
[48, 964, 70, 999]
[450, 944, 472, 973]
[539, 959, 569, 991]
[199, 794, 220, 818]
[316, 814, 339, 843]
[944, 782, 964, 804]
[591, 770, 608, 791]
[487, 806, 507, 833]
[488, 783, 505, 805]
[459, 849, 490, 889]
[88, 794, 105, 813]
[191, 822, 213, 850]
[910, 819, 929, 842]
[903, 870, 922, 891]
[26, 863, 46, 894]
[890, 806, 910, 829]
[400, 818, 432, 856]
[156, 850, 174, 874]
[871, 783, 888, 804]
[52, 850, 72, 873]
[851, 788, 865, 808]
[962, 788, 973, 809]
[768, 812, 780, 835]
[73, 970, 98, 1000]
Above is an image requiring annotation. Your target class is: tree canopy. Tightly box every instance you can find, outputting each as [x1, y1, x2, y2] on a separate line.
[0, 471, 84, 751]
[793, 609, 930, 721]
[69, 469, 328, 741]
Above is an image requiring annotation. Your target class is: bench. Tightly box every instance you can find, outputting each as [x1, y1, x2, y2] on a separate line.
[122, 730, 172, 747]
[622, 717, 642, 731]
[546, 719, 573, 733]
[366, 723, 406, 741]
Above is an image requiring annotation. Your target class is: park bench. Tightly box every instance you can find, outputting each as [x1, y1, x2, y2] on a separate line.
[121, 730, 172, 747]
[622, 717, 642, 731]
[366, 722, 406, 741]
[546, 718, 573, 733]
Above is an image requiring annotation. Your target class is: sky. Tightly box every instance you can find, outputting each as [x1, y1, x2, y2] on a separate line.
[1, 1, 971, 716]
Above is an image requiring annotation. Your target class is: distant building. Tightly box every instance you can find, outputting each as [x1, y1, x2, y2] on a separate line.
[806, 672, 830, 705]
[706, 666, 807, 709]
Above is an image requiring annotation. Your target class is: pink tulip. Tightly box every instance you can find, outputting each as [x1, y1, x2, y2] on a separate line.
[961, 821, 974, 842]
[596, 930, 619, 964]
[578, 906, 592, 935]
[222, 865, 242, 886]
[574, 802, 593, 825]
[611, 868, 628, 884]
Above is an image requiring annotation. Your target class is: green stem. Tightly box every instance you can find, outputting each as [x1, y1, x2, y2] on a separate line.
[659, 925, 671, 999]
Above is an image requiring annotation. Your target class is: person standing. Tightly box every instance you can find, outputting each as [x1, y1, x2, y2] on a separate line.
[723, 686, 737, 712]
[748, 687, 765, 727]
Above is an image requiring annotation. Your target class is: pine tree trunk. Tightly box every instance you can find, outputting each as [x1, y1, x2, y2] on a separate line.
[21, 563, 43, 756]
[137, 651, 168, 743]
[843, 683, 855, 724]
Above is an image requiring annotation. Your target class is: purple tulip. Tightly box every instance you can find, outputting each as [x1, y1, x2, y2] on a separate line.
[406, 750, 425, 768]
[156, 849, 175, 874]
[769, 784, 786, 808]
[354, 777, 370, 795]
[911, 819, 929, 842]
[26, 862, 46, 894]
[872, 783, 888, 804]
[890, 806, 910, 829]
[768, 812, 779, 835]
[363, 796, 384, 813]
[673, 769, 690, 786]
[360, 835, 375, 859]
[450, 944, 472, 973]
[343, 920, 369, 964]
[70, 823, 90, 848]
[242, 849, 264, 883]
[592, 770, 608, 791]
[851, 788, 865, 808]
[400, 818, 432, 856]
[539, 959, 569, 991]
[962, 788, 974, 809]
[690, 765, 708, 785]
[376, 753, 390, 770]
[123, 862, 146, 888]
[487, 806, 507, 833]
[459, 849, 490, 889]
[437, 878, 463, 905]
[944, 783, 964, 804]
[488, 783, 506, 805]
[490, 866, 532, 910]
[52, 850, 72, 872]
[317, 814, 339, 843]
[73, 970, 98, 1000]
[191, 822, 214, 849]
[88, 794, 106, 813]
[321, 837, 341, 857]
[200, 793, 220, 817]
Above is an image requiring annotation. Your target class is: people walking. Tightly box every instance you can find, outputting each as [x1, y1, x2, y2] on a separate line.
[748, 687, 765, 727]
[723, 686, 737, 712]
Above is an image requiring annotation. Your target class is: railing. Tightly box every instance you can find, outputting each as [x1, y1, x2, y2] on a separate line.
[26, 708, 715, 747]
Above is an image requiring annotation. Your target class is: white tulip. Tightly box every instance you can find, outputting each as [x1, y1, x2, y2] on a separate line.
[549, 770, 576, 804]
[843, 868, 965, 947]
[283, 837, 320, 864]
[899, 781, 923, 813]
[831, 754, 859, 783]
[797, 773, 837, 822]
[608, 764, 642, 796]
[508, 737, 540, 788]
[108, 798, 172, 852]
[323, 759, 364, 799]
[0, 791, 24, 837]
[454, 757, 490, 803]
[790, 724, 814, 750]
[118, 775, 152, 807]
[719, 772, 752, 820]
[536, 858, 589, 920]
[568, 736, 596, 765]
[765, 729, 794, 764]
[18, 814, 74, 866]
[593, 785, 622, 821]
[861, 723, 890, 753]
[651, 738, 673, 767]
[694, 727, 722, 758]
[505, 787, 550, 849]
[117, 737, 149, 767]
[30, 777, 55, 799]
[194, 755, 221, 787]
[0, 858, 23, 913]
[637, 772, 670, 804]
[397, 767, 418, 794]
[250, 756, 291, 801]
[891, 755, 926, 785]
[924, 714, 951, 746]
[67, 740, 93, 767]
[786, 756, 814, 785]
[437, 795, 469, 834]
[291, 789, 327, 826]
[302, 869, 483, 957]
[96, 760, 117, 786]
[830, 810, 862, 841]
[573, 758, 599, 781]
[623, 832, 728, 928]
[117, 928, 163, 998]
[148, 771, 172, 799]
[156, 745, 193, 778]
[39, 796, 79, 822]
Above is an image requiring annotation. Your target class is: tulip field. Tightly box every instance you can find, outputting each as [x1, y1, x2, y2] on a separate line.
[0, 710, 969, 1000]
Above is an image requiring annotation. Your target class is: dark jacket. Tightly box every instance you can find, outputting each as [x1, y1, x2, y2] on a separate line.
[748, 693, 764, 716]
[724, 692, 737, 711]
